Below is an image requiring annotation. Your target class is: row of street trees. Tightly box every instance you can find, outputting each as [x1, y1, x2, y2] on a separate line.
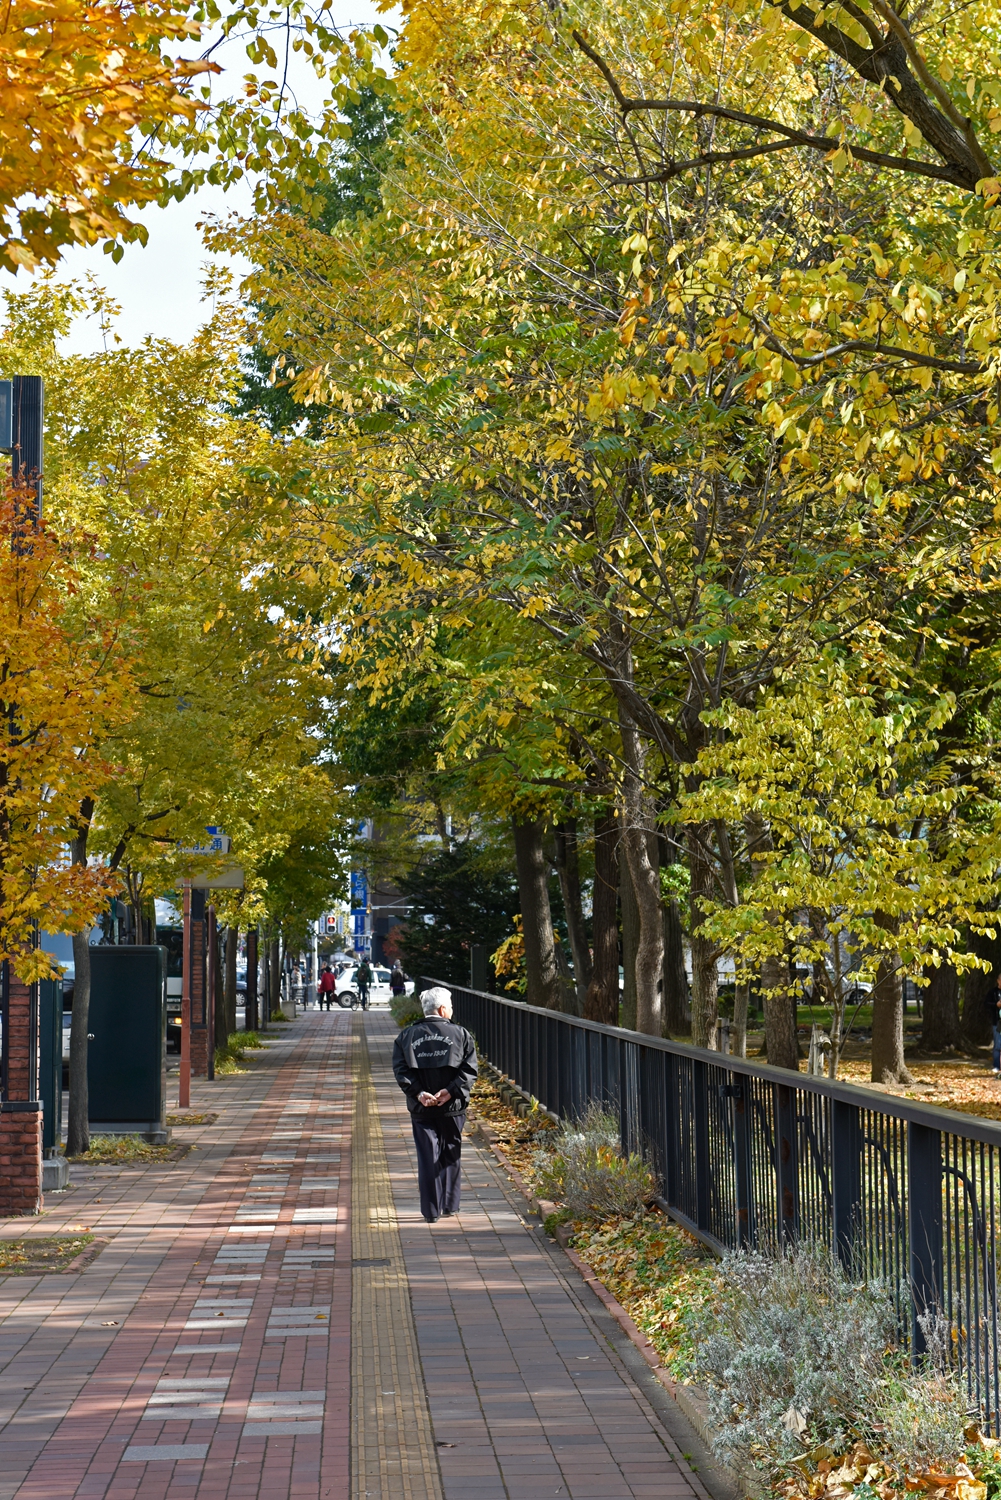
[0, 0, 361, 1146]
[4, 0, 1001, 1090]
[218, 0, 1001, 1081]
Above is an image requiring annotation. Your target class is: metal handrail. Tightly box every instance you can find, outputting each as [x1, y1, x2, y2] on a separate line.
[444, 979, 1001, 1146]
[436, 979, 1001, 1429]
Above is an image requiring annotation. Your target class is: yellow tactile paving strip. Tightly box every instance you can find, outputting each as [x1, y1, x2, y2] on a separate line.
[350, 1017, 443, 1500]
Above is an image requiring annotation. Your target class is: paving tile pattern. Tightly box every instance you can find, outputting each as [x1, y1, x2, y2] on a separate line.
[0, 1007, 712, 1500]
[0, 1017, 352, 1500]
[350, 1018, 442, 1500]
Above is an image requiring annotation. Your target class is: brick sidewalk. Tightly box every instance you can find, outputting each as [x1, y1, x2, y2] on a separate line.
[0, 1010, 716, 1500]
[369, 1014, 711, 1500]
[0, 1014, 352, 1500]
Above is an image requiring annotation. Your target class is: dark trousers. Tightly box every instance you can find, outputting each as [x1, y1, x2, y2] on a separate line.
[411, 1112, 466, 1222]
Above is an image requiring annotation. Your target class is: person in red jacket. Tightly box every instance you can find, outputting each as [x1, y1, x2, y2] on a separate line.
[318, 965, 336, 1011]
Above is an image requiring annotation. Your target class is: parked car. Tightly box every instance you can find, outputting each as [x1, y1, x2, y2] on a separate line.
[335, 965, 396, 1008]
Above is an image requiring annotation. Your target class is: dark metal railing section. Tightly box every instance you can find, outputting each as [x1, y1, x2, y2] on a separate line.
[440, 981, 1001, 1428]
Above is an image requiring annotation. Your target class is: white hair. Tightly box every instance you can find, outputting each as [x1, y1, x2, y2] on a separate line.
[421, 986, 453, 1016]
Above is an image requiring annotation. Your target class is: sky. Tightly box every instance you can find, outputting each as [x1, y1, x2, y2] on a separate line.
[0, 0, 394, 356]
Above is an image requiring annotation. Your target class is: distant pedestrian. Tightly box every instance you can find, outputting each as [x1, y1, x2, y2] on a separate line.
[355, 958, 373, 1011]
[390, 963, 406, 998]
[988, 973, 1001, 1074]
[392, 987, 477, 1223]
[318, 965, 336, 1011]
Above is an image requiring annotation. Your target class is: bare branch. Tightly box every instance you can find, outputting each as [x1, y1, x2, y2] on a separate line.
[572, 19, 993, 193]
[571, 30, 971, 189]
[753, 317, 986, 374]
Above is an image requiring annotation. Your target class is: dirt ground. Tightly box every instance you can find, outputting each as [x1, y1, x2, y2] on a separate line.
[742, 1025, 1001, 1121]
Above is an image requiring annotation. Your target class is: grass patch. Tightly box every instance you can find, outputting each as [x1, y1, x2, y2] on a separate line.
[214, 1030, 267, 1074]
[66, 1135, 177, 1165]
[270, 1010, 290, 1022]
[0, 1234, 94, 1274]
[166, 1111, 218, 1127]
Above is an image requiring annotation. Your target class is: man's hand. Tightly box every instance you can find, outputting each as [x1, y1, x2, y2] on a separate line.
[417, 1089, 452, 1108]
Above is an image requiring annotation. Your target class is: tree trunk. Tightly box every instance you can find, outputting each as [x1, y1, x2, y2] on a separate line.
[269, 939, 281, 1018]
[659, 833, 690, 1037]
[224, 927, 238, 1035]
[921, 960, 960, 1052]
[686, 824, 718, 1047]
[554, 819, 592, 1011]
[760, 954, 799, 1070]
[66, 806, 94, 1159]
[618, 713, 664, 1037]
[732, 981, 749, 1058]
[213, 913, 229, 1056]
[246, 928, 259, 1031]
[962, 922, 1001, 1050]
[871, 915, 912, 1083]
[742, 813, 799, 1069]
[553, 939, 580, 1015]
[584, 808, 619, 1025]
[619, 851, 638, 1030]
[512, 817, 561, 1009]
[67, 930, 91, 1157]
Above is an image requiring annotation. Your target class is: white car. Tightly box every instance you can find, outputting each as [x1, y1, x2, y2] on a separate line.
[334, 965, 396, 1008]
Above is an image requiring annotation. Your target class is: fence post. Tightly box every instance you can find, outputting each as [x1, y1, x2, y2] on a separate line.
[775, 1083, 799, 1245]
[664, 1052, 680, 1211]
[908, 1121, 944, 1356]
[730, 1079, 753, 1247]
[832, 1099, 863, 1270]
[638, 1046, 665, 1189]
[694, 1058, 711, 1234]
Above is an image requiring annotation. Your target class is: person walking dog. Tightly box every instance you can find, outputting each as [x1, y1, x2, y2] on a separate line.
[392, 986, 477, 1223]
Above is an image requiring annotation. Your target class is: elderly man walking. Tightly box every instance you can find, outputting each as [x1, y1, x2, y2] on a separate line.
[392, 986, 478, 1223]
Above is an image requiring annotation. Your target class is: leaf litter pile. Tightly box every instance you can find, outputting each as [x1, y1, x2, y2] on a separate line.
[65, 1135, 180, 1165]
[837, 1058, 1001, 1123]
[777, 1433, 999, 1500]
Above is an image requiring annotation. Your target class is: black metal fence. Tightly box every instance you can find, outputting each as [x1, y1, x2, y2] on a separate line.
[443, 981, 1001, 1428]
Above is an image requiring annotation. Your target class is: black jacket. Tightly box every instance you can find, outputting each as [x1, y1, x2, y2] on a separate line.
[392, 1018, 478, 1120]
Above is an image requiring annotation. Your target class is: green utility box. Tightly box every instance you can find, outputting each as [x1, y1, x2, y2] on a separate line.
[88, 946, 169, 1144]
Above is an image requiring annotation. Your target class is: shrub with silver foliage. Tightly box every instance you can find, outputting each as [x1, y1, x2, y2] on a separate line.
[689, 1245, 900, 1469]
[533, 1103, 656, 1220]
[875, 1370, 968, 1475]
